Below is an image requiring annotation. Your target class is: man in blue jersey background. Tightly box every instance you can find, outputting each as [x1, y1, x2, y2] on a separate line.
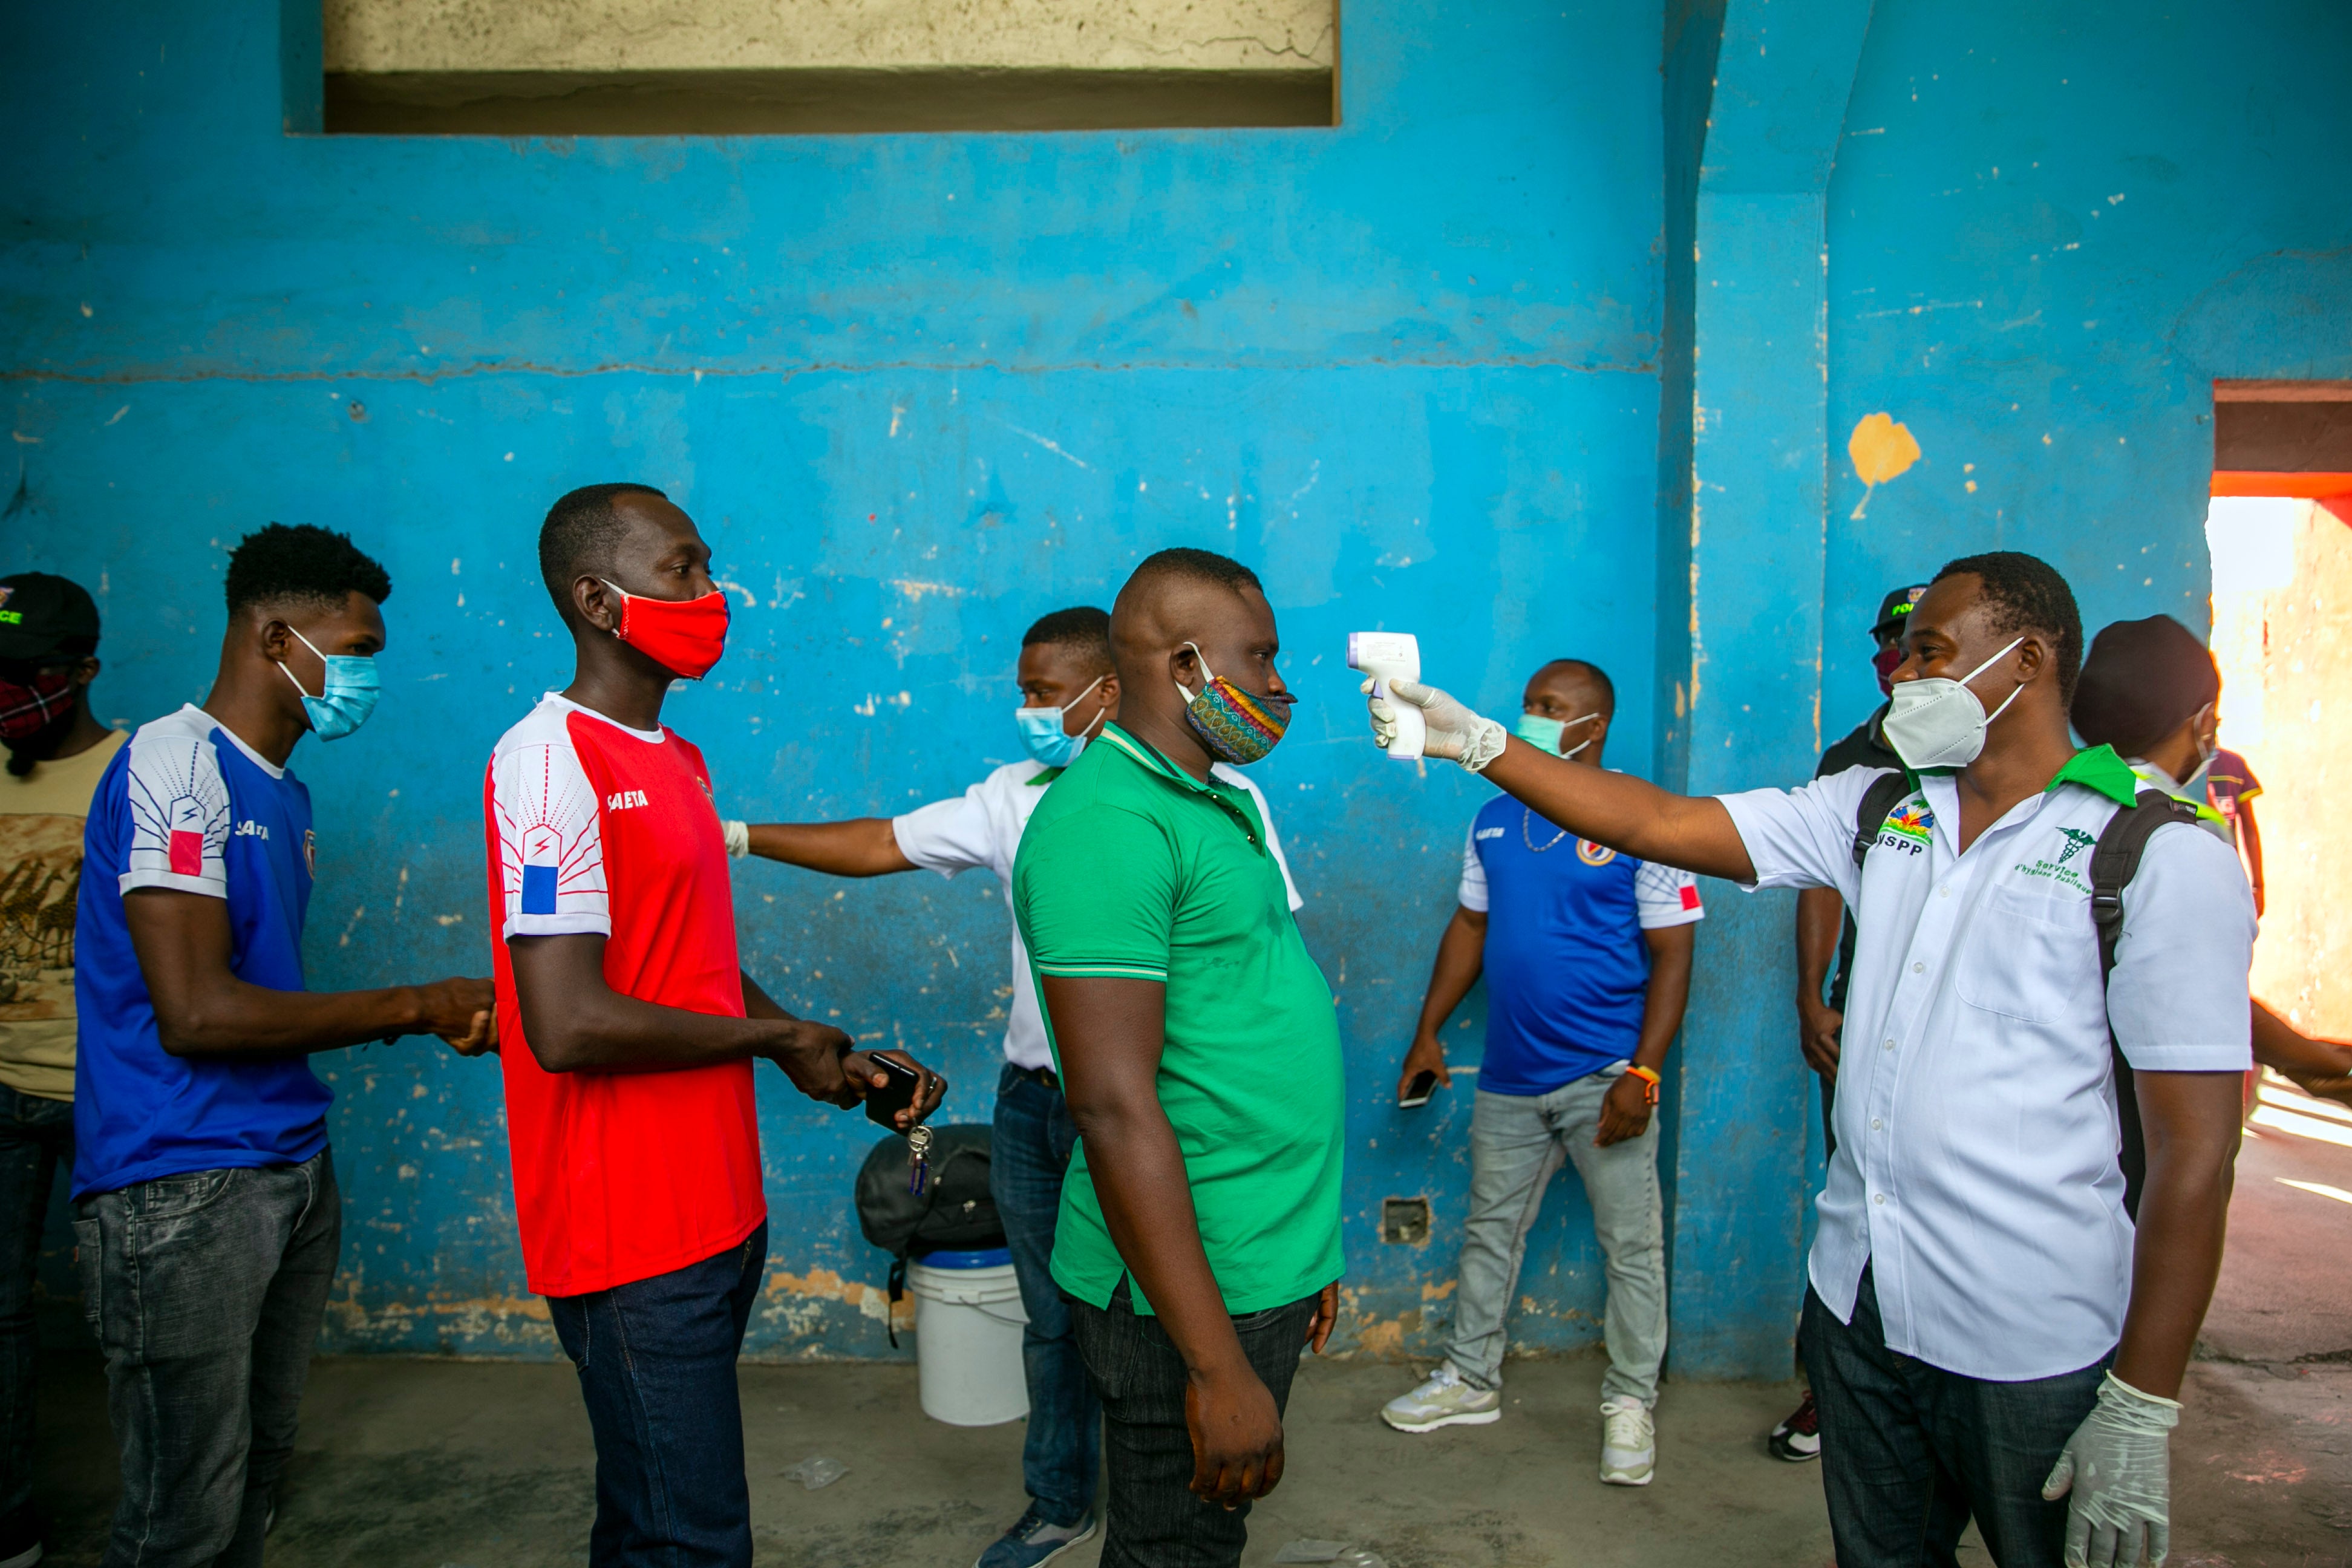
[1377, 659, 1700, 1490]
[73, 524, 493, 1568]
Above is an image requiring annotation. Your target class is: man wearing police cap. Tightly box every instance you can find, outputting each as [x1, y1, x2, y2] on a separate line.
[0, 570, 123, 1567]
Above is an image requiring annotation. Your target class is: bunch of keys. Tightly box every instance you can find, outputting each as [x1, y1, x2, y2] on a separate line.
[906, 1123, 934, 1197]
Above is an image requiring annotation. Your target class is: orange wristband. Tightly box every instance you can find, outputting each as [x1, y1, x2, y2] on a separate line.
[1624, 1064, 1662, 1105]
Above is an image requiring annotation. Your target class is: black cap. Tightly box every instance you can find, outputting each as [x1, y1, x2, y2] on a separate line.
[1872, 584, 1930, 637]
[0, 573, 101, 661]
[2072, 616, 2219, 757]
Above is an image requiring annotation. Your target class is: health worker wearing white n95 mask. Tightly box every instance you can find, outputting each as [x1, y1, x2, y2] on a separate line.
[718, 606, 1302, 1568]
[1364, 552, 2251, 1568]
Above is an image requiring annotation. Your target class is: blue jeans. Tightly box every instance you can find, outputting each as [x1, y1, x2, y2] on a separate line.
[991, 1063, 1100, 1523]
[0, 1083, 74, 1538]
[547, 1223, 768, 1568]
[1803, 1266, 2107, 1568]
[72, 1146, 341, 1568]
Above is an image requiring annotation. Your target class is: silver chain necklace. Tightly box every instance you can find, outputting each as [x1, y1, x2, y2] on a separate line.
[1521, 807, 1569, 853]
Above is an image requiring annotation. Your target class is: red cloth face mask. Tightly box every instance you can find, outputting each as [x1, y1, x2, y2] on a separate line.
[601, 581, 729, 679]
[1872, 644, 1905, 696]
[0, 669, 76, 740]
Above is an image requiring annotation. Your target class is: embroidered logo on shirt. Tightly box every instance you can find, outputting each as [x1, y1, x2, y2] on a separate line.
[1877, 799, 1933, 856]
[1577, 840, 1616, 865]
[302, 828, 316, 880]
[2055, 828, 2097, 866]
[1475, 826, 1506, 840]
[606, 789, 649, 811]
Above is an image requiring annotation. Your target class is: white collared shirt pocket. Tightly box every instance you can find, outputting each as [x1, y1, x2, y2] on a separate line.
[1955, 883, 2102, 1026]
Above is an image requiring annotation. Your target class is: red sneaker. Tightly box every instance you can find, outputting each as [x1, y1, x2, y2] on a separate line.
[1770, 1390, 1821, 1462]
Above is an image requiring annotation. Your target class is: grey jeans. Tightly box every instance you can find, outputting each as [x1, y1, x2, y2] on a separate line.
[73, 1147, 341, 1568]
[1445, 1073, 1667, 1406]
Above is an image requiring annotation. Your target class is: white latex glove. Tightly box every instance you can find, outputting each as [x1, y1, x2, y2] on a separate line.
[2042, 1371, 2180, 1568]
[1362, 676, 1508, 773]
[722, 820, 751, 858]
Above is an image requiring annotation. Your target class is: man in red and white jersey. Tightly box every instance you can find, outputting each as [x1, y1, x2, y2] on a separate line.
[483, 482, 946, 1568]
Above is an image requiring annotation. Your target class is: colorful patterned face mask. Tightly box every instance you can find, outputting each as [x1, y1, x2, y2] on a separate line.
[1174, 641, 1293, 765]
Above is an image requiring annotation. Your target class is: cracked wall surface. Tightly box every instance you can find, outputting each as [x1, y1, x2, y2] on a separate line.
[324, 0, 1336, 74]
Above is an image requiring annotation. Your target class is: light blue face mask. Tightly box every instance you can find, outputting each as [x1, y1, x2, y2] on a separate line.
[1515, 711, 1598, 759]
[279, 626, 381, 742]
[1015, 675, 1107, 768]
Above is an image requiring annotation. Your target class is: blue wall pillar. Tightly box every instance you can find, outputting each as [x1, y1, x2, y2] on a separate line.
[1662, 0, 1872, 1380]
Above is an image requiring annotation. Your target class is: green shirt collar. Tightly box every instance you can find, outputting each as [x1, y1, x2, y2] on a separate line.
[1096, 724, 1263, 844]
[1906, 744, 2142, 809]
[2045, 744, 2141, 808]
[1099, 724, 1214, 793]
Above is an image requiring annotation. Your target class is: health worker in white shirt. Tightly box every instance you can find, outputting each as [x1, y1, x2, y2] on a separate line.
[1365, 552, 2251, 1568]
[723, 606, 1301, 1568]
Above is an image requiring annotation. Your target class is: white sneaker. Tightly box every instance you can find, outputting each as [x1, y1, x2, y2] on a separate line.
[1599, 1397, 1655, 1486]
[1379, 1362, 1502, 1433]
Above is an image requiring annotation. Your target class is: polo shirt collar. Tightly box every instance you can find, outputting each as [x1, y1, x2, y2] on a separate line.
[1099, 724, 1217, 794]
[1903, 743, 2139, 809]
[1096, 724, 1263, 845]
[2044, 744, 2140, 808]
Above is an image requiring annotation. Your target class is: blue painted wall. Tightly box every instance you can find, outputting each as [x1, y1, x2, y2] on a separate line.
[11, 0, 2352, 1373]
[7, 0, 1667, 1359]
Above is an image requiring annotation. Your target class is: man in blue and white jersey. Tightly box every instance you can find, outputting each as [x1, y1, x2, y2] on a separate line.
[1378, 659, 1700, 1491]
[74, 524, 492, 1568]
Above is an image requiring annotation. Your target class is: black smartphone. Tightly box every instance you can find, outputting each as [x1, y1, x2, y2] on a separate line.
[1398, 1069, 1439, 1109]
[864, 1054, 921, 1129]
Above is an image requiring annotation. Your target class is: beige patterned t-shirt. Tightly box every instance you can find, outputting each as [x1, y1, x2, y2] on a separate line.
[0, 728, 127, 1100]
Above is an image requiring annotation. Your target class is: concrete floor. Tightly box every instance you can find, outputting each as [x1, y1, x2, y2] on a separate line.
[30, 1077, 2352, 1566]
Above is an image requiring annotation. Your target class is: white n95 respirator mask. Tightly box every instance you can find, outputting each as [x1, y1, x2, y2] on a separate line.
[1880, 636, 2025, 771]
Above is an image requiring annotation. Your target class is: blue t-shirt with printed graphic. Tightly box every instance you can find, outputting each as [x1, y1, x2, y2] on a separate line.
[1462, 792, 1706, 1096]
[73, 705, 330, 1199]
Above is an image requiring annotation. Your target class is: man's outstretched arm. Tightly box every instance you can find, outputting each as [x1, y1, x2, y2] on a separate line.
[127, 887, 492, 1057]
[1042, 973, 1289, 1509]
[742, 818, 915, 877]
[1373, 680, 1756, 881]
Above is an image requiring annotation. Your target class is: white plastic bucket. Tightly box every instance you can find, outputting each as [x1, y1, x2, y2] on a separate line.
[906, 1248, 1030, 1426]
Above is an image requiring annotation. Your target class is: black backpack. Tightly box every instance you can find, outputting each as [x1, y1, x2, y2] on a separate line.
[853, 1124, 1002, 1344]
[1851, 773, 2202, 1219]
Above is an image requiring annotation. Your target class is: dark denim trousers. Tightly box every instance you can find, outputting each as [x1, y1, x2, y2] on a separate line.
[991, 1063, 1100, 1523]
[1068, 1280, 1319, 1568]
[1803, 1266, 2108, 1568]
[547, 1223, 768, 1568]
[72, 1146, 341, 1568]
[0, 1083, 74, 1538]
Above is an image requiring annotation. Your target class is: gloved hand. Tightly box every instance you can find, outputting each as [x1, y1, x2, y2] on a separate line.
[1362, 676, 1509, 773]
[2041, 1371, 2181, 1568]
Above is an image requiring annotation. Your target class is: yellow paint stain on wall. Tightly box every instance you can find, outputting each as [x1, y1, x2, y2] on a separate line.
[1420, 1278, 1458, 1302]
[1356, 1318, 1406, 1358]
[766, 1265, 911, 1328]
[1848, 413, 1922, 518]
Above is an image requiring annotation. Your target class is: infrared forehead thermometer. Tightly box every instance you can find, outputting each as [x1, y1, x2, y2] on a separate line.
[1347, 632, 1425, 760]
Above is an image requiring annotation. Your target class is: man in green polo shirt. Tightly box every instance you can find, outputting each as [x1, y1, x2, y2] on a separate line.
[1013, 547, 1342, 1568]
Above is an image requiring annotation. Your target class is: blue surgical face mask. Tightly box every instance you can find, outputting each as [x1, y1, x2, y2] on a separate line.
[1016, 675, 1107, 768]
[1515, 711, 1598, 759]
[279, 626, 381, 742]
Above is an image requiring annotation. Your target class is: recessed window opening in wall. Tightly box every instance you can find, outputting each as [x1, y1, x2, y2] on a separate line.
[2206, 379, 2352, 1042]
[319, 0, 1338, 134]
